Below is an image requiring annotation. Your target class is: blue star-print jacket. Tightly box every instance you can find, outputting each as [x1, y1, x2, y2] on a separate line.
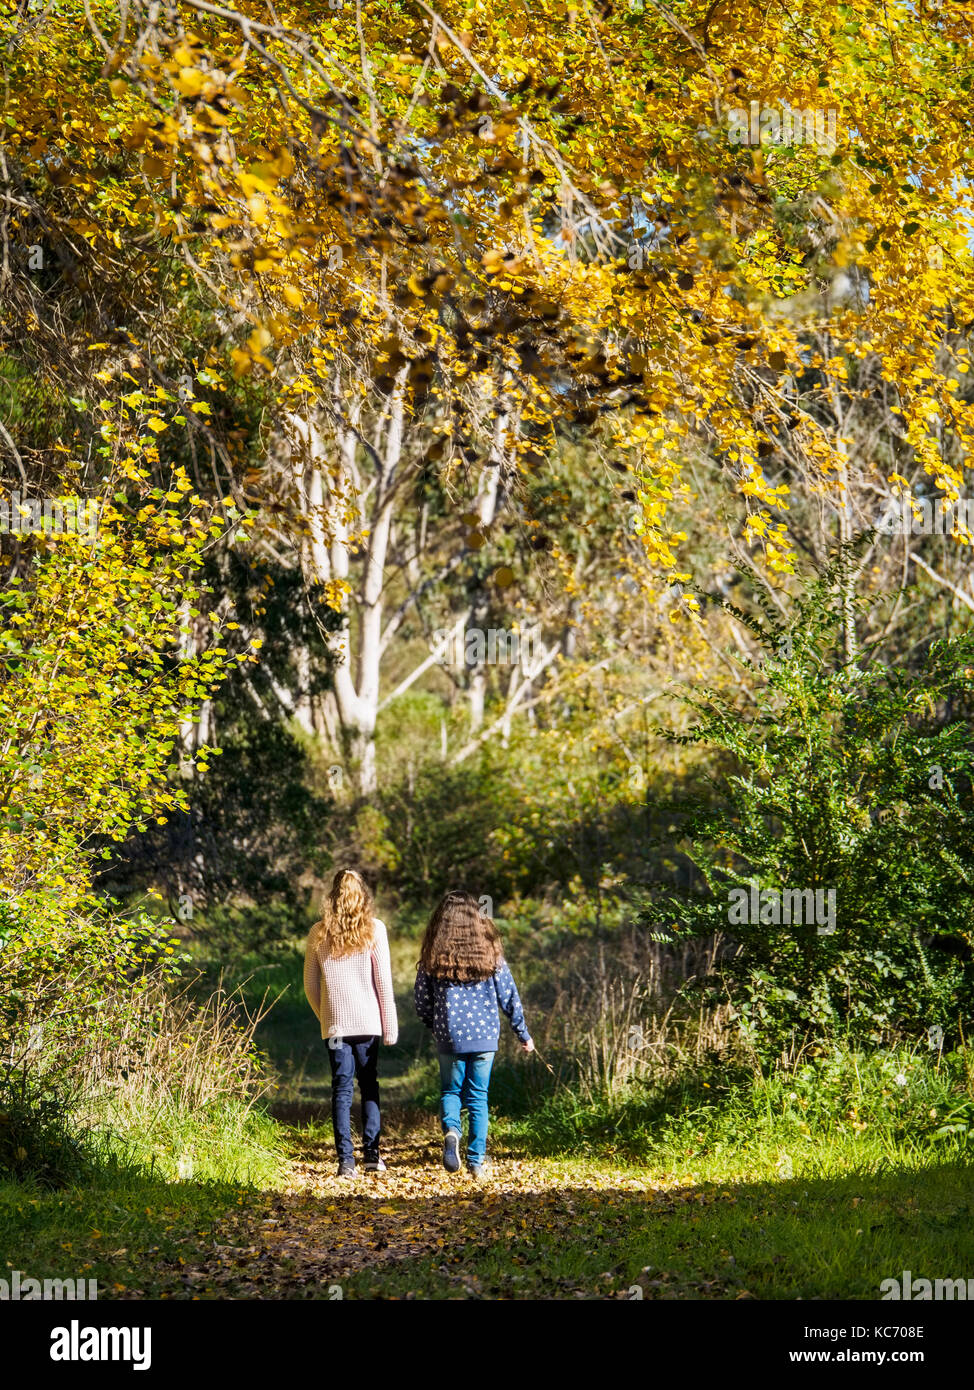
[414, 960, 531, 1055]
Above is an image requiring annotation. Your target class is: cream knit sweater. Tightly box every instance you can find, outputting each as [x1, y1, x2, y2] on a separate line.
[303, 918, 398, 1046]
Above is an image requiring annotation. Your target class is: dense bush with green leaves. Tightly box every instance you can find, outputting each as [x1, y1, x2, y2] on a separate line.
[0, 898, 188, 1074]
[373, 726, 658, 911]
[645, 554, 974, 1054]
[0, 1070, 98, 1189]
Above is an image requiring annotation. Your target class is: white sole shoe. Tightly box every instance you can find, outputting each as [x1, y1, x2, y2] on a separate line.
[443, 1130, 461, 1173]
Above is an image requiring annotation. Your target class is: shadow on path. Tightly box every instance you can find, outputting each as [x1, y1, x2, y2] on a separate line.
[137, 1114, 974, 1301]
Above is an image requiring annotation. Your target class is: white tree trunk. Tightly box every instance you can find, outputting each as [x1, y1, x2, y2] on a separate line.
[465, 386, 511, 732]
[288, 372, 406, 796]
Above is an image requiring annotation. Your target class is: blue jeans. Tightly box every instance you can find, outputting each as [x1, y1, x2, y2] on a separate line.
[439, 1051, 495, 1166]
[327, 1035, 380, 1163]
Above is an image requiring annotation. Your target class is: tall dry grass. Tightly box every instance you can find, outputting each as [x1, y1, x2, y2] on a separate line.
[530, 933, 745, 1099]
[1, 934, 283, 1185]
[81, 974, 273, 1120]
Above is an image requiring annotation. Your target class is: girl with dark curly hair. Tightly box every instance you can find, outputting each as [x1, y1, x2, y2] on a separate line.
[415, 890, 533, 1178]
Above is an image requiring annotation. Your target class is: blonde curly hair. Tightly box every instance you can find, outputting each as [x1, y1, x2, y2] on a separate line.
[309, 869, 375, 960]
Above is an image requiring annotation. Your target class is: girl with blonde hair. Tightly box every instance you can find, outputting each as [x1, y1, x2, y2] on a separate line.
[304, 869, 398, 1176]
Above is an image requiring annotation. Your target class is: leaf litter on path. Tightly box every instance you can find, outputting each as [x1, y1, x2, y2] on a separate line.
[147, 1119, 689, 1299]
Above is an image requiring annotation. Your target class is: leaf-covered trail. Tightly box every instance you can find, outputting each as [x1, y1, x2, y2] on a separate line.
[126, 1109, 974, 1300]
[163, 1114, 685, 1300]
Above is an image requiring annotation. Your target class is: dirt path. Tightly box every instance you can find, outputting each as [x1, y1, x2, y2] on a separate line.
[157, 1111, 673, 1299]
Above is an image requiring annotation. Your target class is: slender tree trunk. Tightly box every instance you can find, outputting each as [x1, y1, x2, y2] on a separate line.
[465, 383, 511, 732]
[290, 372, 407, 796]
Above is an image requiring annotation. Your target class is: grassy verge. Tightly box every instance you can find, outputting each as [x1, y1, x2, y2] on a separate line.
[0, 1168, 257, 1299]
[0, 1101, 284, 1296]
[496, 1044, 974, 1176]
[337, 1154, 974, 1300]
[97, 1098, 286, 1188]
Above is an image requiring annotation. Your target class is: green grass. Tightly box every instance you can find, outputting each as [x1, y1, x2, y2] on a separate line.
[0, 1098, 285, 1295]
[338, 1156, 974, 1300]
[4, 934, 972, 1301]
[98, 1098, 286, 1188]
[496, 1043, 974, 1174]
[0, 1161, 262, 1298]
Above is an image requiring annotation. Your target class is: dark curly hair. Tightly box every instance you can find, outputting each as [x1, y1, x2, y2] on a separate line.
[419, 890, 502, 982]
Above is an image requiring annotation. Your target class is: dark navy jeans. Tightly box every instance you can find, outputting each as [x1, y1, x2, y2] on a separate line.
[327, 1035, 381, 1163]
[438, 1051, 495, 1165]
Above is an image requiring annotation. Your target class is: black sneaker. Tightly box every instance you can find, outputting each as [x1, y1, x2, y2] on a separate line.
[337, 1159, 356, 1178]
[364, 1157, 387, 1172]
[467, 1162, 484, 1179]
[443, 1130, 461, 1173]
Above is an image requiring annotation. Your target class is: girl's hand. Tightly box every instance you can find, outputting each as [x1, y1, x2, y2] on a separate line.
[522, 1038, 535, 1053]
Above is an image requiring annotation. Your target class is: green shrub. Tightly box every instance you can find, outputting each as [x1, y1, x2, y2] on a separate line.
[645, 550, 974, 1054]
[0, 1070, 97, 1189]
[502, 1044, 974, 1173]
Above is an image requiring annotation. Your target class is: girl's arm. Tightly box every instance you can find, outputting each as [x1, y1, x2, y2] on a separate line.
[414, 965, 434, 1029]
[303, 932, 321, 1023]
[494, 961, 531, 1045]
[370, 920, 399, 1046]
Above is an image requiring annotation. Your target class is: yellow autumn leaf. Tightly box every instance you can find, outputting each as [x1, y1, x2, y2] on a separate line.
[172, 68, 205, 97]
